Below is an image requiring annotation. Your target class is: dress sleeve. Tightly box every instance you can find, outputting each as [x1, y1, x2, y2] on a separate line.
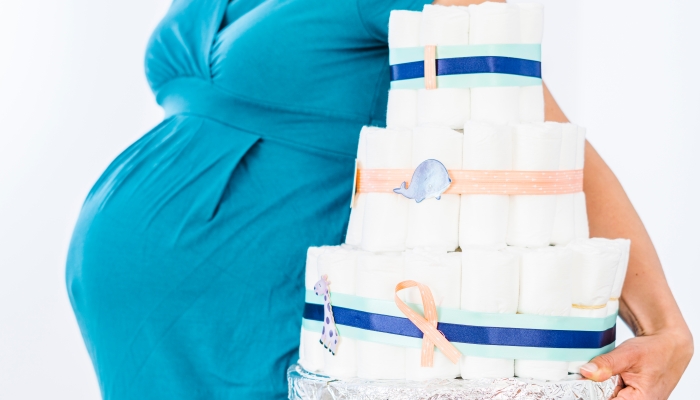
[357, 0, 432, 42]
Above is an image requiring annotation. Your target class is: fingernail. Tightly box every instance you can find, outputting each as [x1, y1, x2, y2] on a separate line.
[580, 363, 598, 373]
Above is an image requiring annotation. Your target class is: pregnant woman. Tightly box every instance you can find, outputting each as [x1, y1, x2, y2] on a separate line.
[66, 0, 692, 399]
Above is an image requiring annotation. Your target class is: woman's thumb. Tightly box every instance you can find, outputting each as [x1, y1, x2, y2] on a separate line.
[580, 342, 637, 381]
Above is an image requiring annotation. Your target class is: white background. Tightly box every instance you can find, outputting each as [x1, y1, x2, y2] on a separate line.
[0, 1, 697, 398]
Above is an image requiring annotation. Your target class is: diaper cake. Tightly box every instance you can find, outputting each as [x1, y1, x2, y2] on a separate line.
[291, 3, 627, 399]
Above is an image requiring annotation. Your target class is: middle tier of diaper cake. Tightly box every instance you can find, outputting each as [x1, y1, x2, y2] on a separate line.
[298, 2, 631, 384]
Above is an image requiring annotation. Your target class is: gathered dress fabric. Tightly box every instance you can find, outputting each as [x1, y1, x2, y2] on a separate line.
[66, 0, 430, 399]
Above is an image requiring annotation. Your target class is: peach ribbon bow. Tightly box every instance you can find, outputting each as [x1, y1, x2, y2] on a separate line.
[394, 280, 462, 367]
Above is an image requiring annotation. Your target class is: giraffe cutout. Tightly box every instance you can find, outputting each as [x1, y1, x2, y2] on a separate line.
[314, 274, 339, 355]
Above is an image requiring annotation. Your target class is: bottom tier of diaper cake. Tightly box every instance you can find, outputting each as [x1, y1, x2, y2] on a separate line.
[288, 364, 620, 400]
[299, 239, 630, 384]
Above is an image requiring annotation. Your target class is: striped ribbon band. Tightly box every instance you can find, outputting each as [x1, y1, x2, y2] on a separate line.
[356, 169, 584, 196]
[303, 303, 616, 350]
[391, 56, 541, 82]
[302, 291, 617, 361]
[389, 44, 542, 89]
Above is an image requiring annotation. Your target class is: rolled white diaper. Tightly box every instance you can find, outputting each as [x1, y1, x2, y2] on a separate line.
[360, 127, 412, 252]
[461, 248, 519, 313]
[316, 247, 358, 378]
[516, 3, 544, 123]
[323, 337, 357, 379]
[417, 89, 472, 129]
[401, 250, 462, 380]
[574, 126, 590, 239]
[387, 90, 418, 130]
[345, 129, 368, 247]
[514, 246, 572, 381]
[420, 4, 470, 45]
[460, 121, 513, 249]
[299, 247, 334, 372]
[520, 86, 544, 124]
[389, 10, 422, 49]
[406, 126, 462, 251]
[357, 341, 405, 380]
[551, 123, 579, 245]
[299, 328, 324, 373]
[406, 348, 461, 381]
[355, 252, 406, 379]
[305, 246, 330, 290]
[567, 238, 621, 373]
[568, 239, 621, 311]
[607, 239, 631, 316]
[403, 250, 461, 380]
[460, 248, 519, 378]
[516, 3, 544, 44]
[417, 5, 471, 128]
[356, 252, 404, 300]
[469, 2, 521, 124]
[316, 246, 358, 295]
[516, 246, 572, 317]
[507, 123, 562, 247]
[387, 11, 422, 131]
[403, 249, 461, 309]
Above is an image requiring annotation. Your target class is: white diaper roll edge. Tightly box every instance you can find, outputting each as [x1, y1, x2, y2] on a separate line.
[355, 252, 406, 379]
[460, 121, 513, 249]
[345, 129, 368, 247]
[316, 247, 358, 378]
[460, 248, 519, 378]
[389, 10, 422, 49]
[360, 127, 412, 252]
[403, 250, 461, 309]
[507, 123, 562, 247]
[607, 239, 631, 315]
[417, 5, 471, 128]
[514, 246, 572, 381]
[574, 126, 589, 239]
[551, 123, 579, 245]
[469, 2, 521, 124]
[387, 89, 418, 130]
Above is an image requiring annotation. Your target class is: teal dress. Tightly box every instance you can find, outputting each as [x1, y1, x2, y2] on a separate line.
[66, 0, 430, 399]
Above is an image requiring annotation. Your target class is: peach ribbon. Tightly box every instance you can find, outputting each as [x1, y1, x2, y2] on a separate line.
[357, 168, 583, 195]
[424, 45, 437, 90]
[394, 280, 462, 367]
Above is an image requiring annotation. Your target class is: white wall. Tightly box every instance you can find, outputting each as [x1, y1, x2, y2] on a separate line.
[0, 1, 171, 399]
[0, 1, 696, 399]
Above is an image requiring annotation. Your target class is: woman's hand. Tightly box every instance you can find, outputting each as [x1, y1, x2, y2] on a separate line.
[580, 328, 693, 399]
[432, 0, 505, 6]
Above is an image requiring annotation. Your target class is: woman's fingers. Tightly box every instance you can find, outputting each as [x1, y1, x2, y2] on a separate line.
[580, 339, 639, 382]
[614, 386, 643, 400]
[579, 332, 692, 399]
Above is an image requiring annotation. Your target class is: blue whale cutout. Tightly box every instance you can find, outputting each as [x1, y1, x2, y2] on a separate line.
[394, 159, 452, 203]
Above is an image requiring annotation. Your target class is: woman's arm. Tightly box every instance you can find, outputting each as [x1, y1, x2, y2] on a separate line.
[544, 84, 694, 399]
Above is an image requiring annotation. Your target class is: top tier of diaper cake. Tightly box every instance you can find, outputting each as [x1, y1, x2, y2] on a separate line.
[297, 2, 631, 385]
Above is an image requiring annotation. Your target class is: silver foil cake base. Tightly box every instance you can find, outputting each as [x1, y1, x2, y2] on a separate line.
[288, 364, 619, 400]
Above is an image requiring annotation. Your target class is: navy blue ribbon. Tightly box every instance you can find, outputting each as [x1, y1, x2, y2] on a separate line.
[304, 303, 615, 349]
[390, 56, 542, 82]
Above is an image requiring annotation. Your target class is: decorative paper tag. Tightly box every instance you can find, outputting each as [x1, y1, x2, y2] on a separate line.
[314, 275, 339, 355]
[394, 159, 452, 203]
